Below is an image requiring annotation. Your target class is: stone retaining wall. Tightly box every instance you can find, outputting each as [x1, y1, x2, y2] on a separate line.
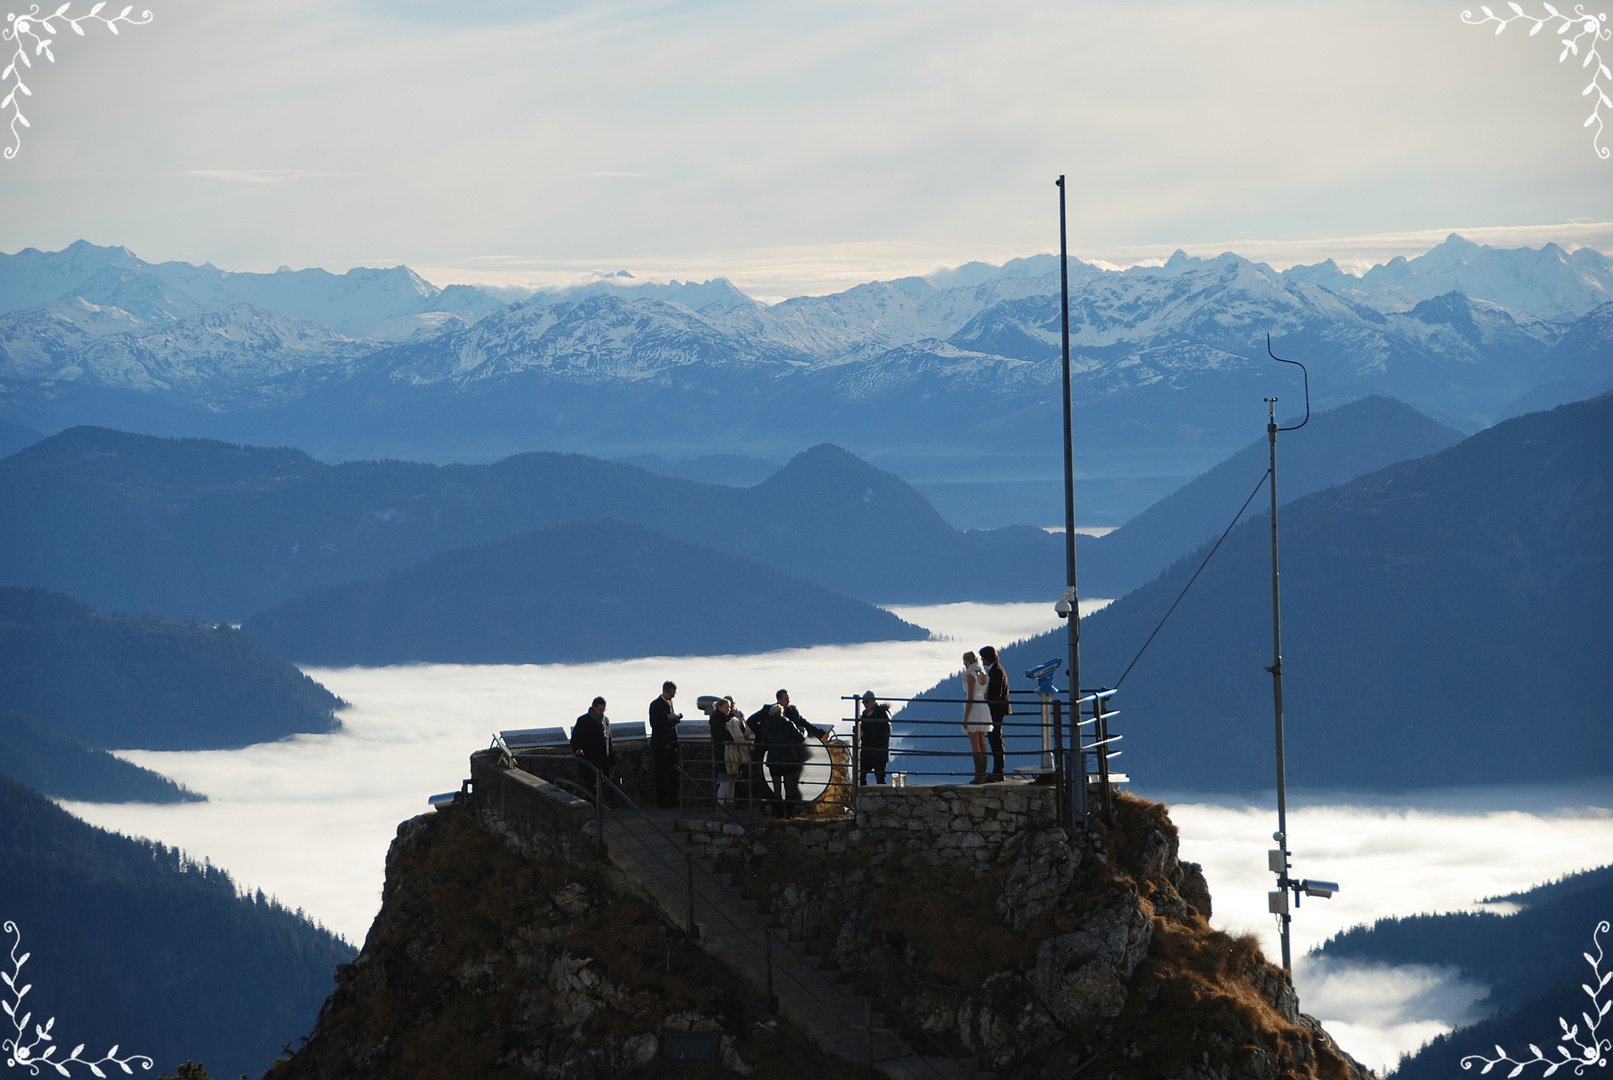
[685, 782, 1060, 874]
[470, 750, 601, 870]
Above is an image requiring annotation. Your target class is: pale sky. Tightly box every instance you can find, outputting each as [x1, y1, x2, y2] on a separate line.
[3, 0, 1612, 297]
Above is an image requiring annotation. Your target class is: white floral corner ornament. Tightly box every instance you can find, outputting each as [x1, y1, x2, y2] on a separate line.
[1, 2, 152, 160]
[3, 921, 152, 1077]
[1462, 3, 1613, 158]
[1461, 919, 1612, 1077]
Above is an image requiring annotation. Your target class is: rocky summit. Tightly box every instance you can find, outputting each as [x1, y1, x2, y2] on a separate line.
[267, 771, 1373, 1080]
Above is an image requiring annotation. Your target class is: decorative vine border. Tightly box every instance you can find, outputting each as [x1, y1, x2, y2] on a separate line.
[1462, 4, 1613, 158]
[3, 921, 153, 1077]
[1, 2, 153, 160]
[1460, 920, 1612, 1077]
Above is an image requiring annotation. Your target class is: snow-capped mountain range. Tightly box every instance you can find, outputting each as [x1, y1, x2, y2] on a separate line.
[0, 236, 1608, 474]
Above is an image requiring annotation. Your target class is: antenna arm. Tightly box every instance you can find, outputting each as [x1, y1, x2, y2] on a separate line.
[1266, 332, 1310, 431]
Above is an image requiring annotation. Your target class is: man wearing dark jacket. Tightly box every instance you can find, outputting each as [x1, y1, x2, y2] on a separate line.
[981, 646, 1009, 782]
[649, 681, 681, 808]
[757, 704, 807, 816]
[856, 691, 891, 785]
[571, 696, 613, 787]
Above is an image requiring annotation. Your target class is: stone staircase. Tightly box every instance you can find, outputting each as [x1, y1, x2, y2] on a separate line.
[602, 811, 980, 1080]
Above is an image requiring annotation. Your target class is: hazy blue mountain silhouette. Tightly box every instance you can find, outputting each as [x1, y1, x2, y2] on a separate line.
[0, 771, 355, 1079]
[0, 587, 345, 750]
[243, 521, 928, 665]
[901, 395, 1612, 790]
[0, 415, 41, 458]
[1078, 396, 1465, 598]
[0, 430, 1068, 617]
[0, 708, 202, 803]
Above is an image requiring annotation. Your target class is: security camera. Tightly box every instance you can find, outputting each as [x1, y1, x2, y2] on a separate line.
[1299, 879, 1338, 899]
[1054, 598, 1073, 618]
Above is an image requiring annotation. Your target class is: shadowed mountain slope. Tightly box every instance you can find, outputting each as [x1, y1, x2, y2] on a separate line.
[0, 772, 355, 1080]
[1311, 865, 1613, 1080]
[243, 521, 929, 666]
[0, 586, 345, 751]
[0, 430, 1066, 617]
[0, 708, 202, 803]
[1079, 396, 1466, 598]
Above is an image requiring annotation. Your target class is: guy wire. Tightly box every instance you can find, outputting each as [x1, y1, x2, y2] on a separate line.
[1114, 468, 1271, 688]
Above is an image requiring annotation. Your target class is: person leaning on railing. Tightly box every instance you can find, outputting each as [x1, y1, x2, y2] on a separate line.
[571, 696, 613, 790]
[856, 691, 891, 785]
[758, 704, 810, 817]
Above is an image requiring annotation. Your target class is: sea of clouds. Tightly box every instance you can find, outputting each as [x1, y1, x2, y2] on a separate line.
[61, 600, 1613, 1077]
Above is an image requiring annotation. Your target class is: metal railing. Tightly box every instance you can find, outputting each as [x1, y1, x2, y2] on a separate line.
[845, 689, 1123, 827]
[676, 762, 1073, 1080]
[518, 753, 973, 1078]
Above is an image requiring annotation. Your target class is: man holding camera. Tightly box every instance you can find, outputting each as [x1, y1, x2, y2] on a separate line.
[649, 680, 682, 808]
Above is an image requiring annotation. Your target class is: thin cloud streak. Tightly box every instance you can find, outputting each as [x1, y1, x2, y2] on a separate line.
[3, 1, 1609, 285]
[410, 221, 1613, 300]
[181, 170, 340, 184]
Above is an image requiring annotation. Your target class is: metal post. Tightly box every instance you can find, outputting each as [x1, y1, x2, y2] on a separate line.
[595, 770, 605, 856]
[1052, 698, 1068, 827]
[1056, 175, 1083, 825]
[1096, 694, 1113, 822]
[1266, 397, 1292, 972]
[851, 702, 860, 812]
[1039, 692, 1054, 771]
[686, 852, 698, 939]
[765, 930, 776, 1012]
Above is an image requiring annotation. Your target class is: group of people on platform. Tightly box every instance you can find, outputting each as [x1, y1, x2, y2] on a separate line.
[569, 683, 833, 818]
[567, 645, 1011, 813]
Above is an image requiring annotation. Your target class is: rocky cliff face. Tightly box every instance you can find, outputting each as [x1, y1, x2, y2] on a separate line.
[270, 790, 1372, 1080]
[263, 806, 861, 1080]
[708, 792, 1371, 1080]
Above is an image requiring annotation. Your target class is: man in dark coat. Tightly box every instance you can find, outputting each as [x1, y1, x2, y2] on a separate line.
[981, 646, 1010, 782]
[571, 696, 613, 789]
[856, 691, 891, 785]
[649, 680, 682, 808]
[757, 704, 807, 817]
[773, 689, 825, 739]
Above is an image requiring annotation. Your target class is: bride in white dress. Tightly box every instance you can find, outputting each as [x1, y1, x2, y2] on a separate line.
[961, 651, 990, 784]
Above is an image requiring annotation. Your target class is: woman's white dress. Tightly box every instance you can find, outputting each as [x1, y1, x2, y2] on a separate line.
[963, 661, 991, 732]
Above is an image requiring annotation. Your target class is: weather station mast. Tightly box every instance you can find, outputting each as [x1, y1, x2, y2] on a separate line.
[1263, 337, 1338, 971]
[1053, 176, 1083, 821]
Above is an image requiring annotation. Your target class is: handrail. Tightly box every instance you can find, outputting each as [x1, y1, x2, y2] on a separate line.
[677, 763, 1073, 1080]
[522, 753, 971, 1079]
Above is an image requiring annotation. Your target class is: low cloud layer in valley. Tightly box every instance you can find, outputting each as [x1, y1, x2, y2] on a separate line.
[52, 601, 1613, 1076]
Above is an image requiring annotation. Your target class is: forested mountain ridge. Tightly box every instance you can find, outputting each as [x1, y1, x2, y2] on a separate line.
[0, 586, 345, 750]
[1310, 865, 1613, 1080]
[901, 394, 1613, 791]
[0, 708, 202, 803]
[242, 520, 929, 666]
[0, 772, 355, 1080]
[0, 429, 1069, 616]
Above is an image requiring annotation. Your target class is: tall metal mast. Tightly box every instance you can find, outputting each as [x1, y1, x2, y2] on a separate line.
[1264, 392, 1293, 970]
[1056, 176, 1082, 822]
[1264, 334, 1331, 973]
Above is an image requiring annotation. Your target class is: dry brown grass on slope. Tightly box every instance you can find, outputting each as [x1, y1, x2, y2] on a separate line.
[268, 807, 867, 1080]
